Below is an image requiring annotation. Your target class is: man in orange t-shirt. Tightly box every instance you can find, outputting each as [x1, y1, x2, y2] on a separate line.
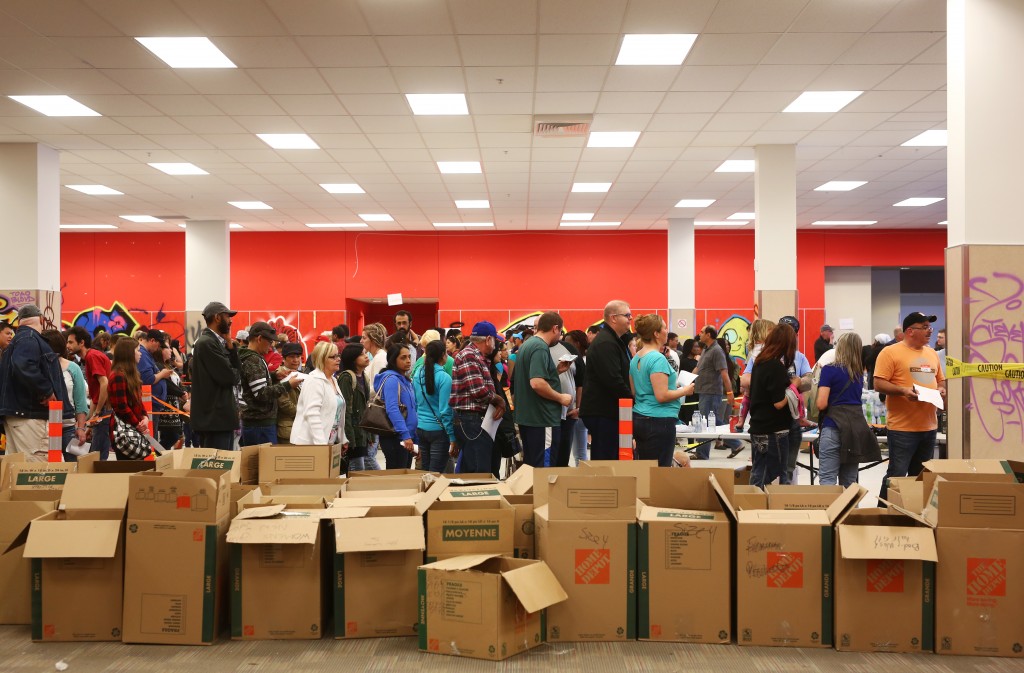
[873, 311, 946, 499]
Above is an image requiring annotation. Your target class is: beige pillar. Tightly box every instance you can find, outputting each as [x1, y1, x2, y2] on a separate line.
[667, 218, 696, 339]
[754, 145, 798, 321]
[184, 220, 230, 347]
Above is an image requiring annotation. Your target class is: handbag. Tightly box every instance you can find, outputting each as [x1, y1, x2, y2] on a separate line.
[358, 374, 407, 436]
[112, 415, 152, 460]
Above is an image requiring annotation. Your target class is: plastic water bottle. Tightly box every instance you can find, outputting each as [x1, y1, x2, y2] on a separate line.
[865, 393, 874, 424]
[874, 396, 886, 425]
[691, 410, 701, 432]
[861, 391, 869, 421]
[708, 410, 716, 432]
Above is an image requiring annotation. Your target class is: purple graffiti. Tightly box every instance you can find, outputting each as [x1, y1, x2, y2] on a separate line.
[966, 272, 1024, 443]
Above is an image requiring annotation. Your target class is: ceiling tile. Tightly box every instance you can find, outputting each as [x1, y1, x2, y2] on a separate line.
[603, 67, 680, 92]
[836, 32, 944, 65]
[174, 0, 289, 36]
[100, 70, 196, 96]
[458, 36, 537, 67]
[465, 67, 536, 93]
[206, 95, 287, 116]
[808, 64, 901, 90]
[175, 71, 264, 95]
[2, 1, 120, 36]
[354, 116, 419, 134]
[449, 0, 538, 33]
[27, 69, 128, 95]
[538, 0, 628, 33]
[535, 92, 599, 114]
[687, 33, 780, 66]
[265, 0, 371, 35]
[391, 67, 465, 92]
[596, 91, 665, 114]
[320, 68, 399, 95]
[658, 91, 730, 113]
[358, 0, 453, 35]
[376, 36, 462, 67]
[271, 95, 348, 116]
[671, 65, 755, 91]
[337, 94, 410, 116]
[738, 65, 827, 91]
[473, 115, 532, 132]
[875, 64, 945, 91]
[248, 69, 332, 95]
[705, 0, 807, 32]
[469, 92, 534, 115]
[537, 35, 619, 66]
[215, 37, 313, 68]
[300, 38, 387, 68]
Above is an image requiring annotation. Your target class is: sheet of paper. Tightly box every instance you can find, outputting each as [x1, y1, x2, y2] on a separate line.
[914, 384, 944, 410]
[387, 292, 403, 306]
[67, 440, 91, 457]
[839, 318, 854, 330]
[677, 369, 698, 387]
[481, 403, 500, 440]
[147, 435, 168, 455]
[283, 370, 309, 382]
[558, 353, 577, 362]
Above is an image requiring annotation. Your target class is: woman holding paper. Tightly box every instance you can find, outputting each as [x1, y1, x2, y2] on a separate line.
[629, 315, 695, 466]
[290, 342, 347, 447]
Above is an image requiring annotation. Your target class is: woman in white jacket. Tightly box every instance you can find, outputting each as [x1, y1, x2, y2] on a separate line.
[290, 342, 348, 447]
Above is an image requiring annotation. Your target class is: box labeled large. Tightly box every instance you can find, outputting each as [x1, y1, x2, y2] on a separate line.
[163, 446, 261, 484]
[258, 444, 342, 483]
[535, 475, 638, 642]
[418, 555, 567, 660]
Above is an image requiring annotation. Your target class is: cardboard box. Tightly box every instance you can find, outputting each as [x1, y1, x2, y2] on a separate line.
[228, 504, 329, 640]
[581, 460, 658, 499]
[504, 495, 535, 559]
[530, 464, 612, 509]
[834, 508, 937, 653]
[766, 485, 846, 510]
[0, 492, 61, 625]
[426, 499, 515, 563]
[332, 502, 427, 639]
[258, 444, 342, 484]
[535, 475, 638, 642]
[418, 554, 567, 660]
[503, 465, 534, 495]
[122, 470, 232, 645]
[343, 475, 425, 493]
[736, 484, 864, 648]
[637, 468, 735, 643]
[16, 474, 130, 641]
[5, 462, 76, 499]
[886, 477, 925, 512]
[162, 446, 260, 484]
[439, 483, 513, 502]
[733, 485, 768, 511]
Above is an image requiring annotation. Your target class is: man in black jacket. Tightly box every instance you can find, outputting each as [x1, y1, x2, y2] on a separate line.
[579, 300, 634, 460]
[190, 301, 241, 451]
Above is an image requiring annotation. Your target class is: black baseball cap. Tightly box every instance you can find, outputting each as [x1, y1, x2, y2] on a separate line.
[145, 329, 165, 342]
[202, 301, 237, 321]
[902, 312, 938, 331]
[248, 321, 277, 341]
[281, 342, 303, 357]
[779, 315, 800, 334]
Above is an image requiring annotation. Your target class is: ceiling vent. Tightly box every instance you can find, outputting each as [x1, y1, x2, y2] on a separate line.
[533, 115, 593, 138]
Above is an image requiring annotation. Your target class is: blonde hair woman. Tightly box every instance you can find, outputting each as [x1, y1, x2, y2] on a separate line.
[290, 341, 348, 447]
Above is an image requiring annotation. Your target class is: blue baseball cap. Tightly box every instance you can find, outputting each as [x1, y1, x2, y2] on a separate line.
[471, 321, 499, 339]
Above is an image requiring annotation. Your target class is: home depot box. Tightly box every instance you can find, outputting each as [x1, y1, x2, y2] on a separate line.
[733, 485, 768, 511]
[258, 444, 342, 483]
[535, 475, 638, 642]
[766, 485, 846, 510]
[637, 468, 736, 643]
[530, 464, 613, 508]
[736, 484, 864, 648]
[418, 554, 567, 660]
[581, 460, 657, 499]
[122, 469, 232, 645]
[505, 495, 535, 559]
[15, 474, 130, 641]
[834, 508, 937, 653]
[426, 499, 515, 563]
[228, 504, 331, 640]
[439, 482, 514, 501]
[332, 502, 427, 639]
[886, 477, 926, 512]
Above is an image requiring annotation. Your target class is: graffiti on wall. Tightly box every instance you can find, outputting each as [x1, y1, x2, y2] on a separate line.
[0, 289, 61, 331]
[68, 301, 141, 336]
[262, 315, 309, 358]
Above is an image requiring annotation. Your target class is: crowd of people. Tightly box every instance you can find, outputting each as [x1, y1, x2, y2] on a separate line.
[0, 299, 945, 498]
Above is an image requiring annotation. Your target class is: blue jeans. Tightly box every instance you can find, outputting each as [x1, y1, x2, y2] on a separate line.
[418, 428, 450, 473]
[454, 411, 495, 474]
[582, 416, 618, 460]
[881, 429, 937, 500]
[194, 430, 236, 452]
[554, 418, 577, 467]
[90, 414, 111, 460]
[633, 414, 676, 467]
[571, 417, 588, 464]
[241, 424, 277, 447]
[750, 429, 789, 488]
[520, 425, 561, 468]
[785, 418, 802, 484]
[380, 434, 413, 470]
[696, 396, 739, 459]
[817, 426, 859, 487]
[365, 437, 383, 470]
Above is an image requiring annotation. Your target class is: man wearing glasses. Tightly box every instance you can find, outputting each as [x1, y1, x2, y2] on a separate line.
[873, 311, 946, 499]
[579, 300, 634, 460]
[238, 321, 301, 447]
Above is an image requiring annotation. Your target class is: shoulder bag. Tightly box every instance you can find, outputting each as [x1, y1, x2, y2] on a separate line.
[112, 415, 152, 460]
[358, 373, 407, 436]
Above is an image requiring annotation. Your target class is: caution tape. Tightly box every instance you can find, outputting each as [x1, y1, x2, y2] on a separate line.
[945, 357, 1024, 381]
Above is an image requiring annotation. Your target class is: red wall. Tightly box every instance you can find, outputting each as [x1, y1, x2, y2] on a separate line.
[60, 229, 946, 354]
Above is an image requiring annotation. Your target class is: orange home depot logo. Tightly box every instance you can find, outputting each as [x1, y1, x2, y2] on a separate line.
[766, 552, 804, 589]
[866, 559, 905, 593]
[347, 621, 358, 634]
[967, 558, 1007, 597]
[428, 638, 440, 652]
[575, 548, 612, 585]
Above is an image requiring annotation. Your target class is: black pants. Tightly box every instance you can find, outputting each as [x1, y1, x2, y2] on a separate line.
[380, 434, 413, 470]
[520, 425, 561, 468]
[553, 418, 577, 467]
[582, 415, 618, 460]
[633, 413, 676, 467]
[194, 430, 235, 451]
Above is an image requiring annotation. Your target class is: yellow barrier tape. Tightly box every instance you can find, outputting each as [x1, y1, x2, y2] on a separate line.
[945, 357, 1024, 380]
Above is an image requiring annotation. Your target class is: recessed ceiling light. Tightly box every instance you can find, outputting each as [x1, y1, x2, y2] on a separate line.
[695, 221, 747, 226]
[257, 133, 319, 149]
[938, 220, 948, 226]
[814, 181, 867, 192]
[432, 222, 494, 228]
[571, 182, 612, 193]
[674, 199, 715, 208]
[9, 95, 100, 117]
[359, 213, 393, 222]
[135, 37, 236, 68]
[561, 213, 594, 221]
[320, 183, 365, 194]
[229, 201, 272, 210]
[559, 222, 620, 228]
[66, 184, 123, 195]
[615, 34, 698, 65]
[587, 131, 641, 148]
[715, 160, 755, 173]
[229, 223, 243, 229]
[811, 221, 877, 226]
[455, 200, 490, 209]
[119, 215, 163, 223]
[60, 224, 118, 230]
[902, 130, 947, 147]
[783, 91, 863, 113]
[893, 197, 945, 207]
[728, 212, 755, 220]
[437, 161, 481, 174]
[305, 223, 370, 229]
[405, 94, 469, 116]
[178, 224, 187, 229]
[148, 162, 208, 175]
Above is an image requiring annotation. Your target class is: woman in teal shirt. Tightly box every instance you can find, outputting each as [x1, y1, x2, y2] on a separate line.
[629, 315, 695, 466]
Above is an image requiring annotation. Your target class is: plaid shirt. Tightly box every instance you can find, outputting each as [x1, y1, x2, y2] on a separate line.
[108, 371, 146, 433]
[449, 342, 496, 413]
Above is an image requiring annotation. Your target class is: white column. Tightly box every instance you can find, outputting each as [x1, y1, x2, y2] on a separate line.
[667, 218, 696, 337]
[753, 144, 798, 320]
[0, 143, 60, 291]
[185, 220, 230, 346]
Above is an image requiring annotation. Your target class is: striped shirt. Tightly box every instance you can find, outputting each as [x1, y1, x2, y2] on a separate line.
[449, 342, 496, 413]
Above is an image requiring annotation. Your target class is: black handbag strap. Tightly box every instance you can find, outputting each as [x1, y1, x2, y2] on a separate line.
[415, 368, 443, 426]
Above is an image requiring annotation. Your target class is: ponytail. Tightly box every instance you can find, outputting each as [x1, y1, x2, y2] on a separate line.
[423, 340, 446, 395]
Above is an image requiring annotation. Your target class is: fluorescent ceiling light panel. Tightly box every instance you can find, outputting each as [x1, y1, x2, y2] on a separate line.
[257, 133, 319, 149]
[674, 199, 715, 208]
[938, 220, 948, 225]
[437, 161, 481, 174]
[893, 197, 945, 207]
[135, 37, 236, 68]
[60, 224, 117, 230]
[306, 223, 369, 229]
[405, 94, 468, 116]
[811, 220, 877, 226]
[9, 95, 100, 117]
[587, 131, 641, 148]
[119, 215, 163, 223]
[148, 162, 208, 175]
[359, 213, 393, 222]
[455, 200, 490, 209]
[433, 222, 494, 228]
[615, 34, 698, 65]
[571, 182, 612, 193]
[783, 90, 863, 113]
[814, 180, 866, 192]
[561, 213, 594, 221]
[320, 183, 365, 194]
[229, 201, 272, 210]
[695, 221, 747, 226]
[559, 222, 620, 228]
[902, 130, 947, 147]
[229, 223, 243, 229]
[66, 184, 123, 195]
[715, 160, 755, 173]
[728, 212, 755, 220]
[178, 224, 186, 229]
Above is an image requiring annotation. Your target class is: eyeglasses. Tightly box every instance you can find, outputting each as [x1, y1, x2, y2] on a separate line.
[327, 354, 341, 360]
[907, 325, 933, 332]
[613, 313, 633, 320]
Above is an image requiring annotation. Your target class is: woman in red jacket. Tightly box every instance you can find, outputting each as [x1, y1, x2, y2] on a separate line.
[108, 337, 149, 458]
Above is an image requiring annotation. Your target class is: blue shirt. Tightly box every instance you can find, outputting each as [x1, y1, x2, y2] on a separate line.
[744, 349, 811, 377]
[630, 351, 681, 419]
[818, 364, 863, 429]
[137, 347, 166, 401]
[413, 364, 455, 441]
